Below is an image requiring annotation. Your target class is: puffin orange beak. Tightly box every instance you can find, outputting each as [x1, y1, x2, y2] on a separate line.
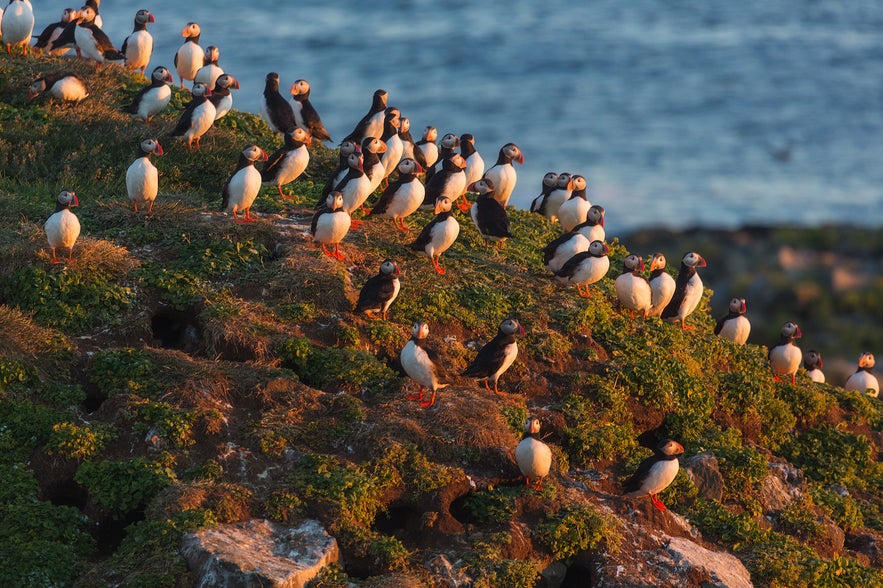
[181, 27, 190, 37]
[203, 87, 212, 97]
[696, 255, 707, 268]
[231, 79, 241, 90]
[638, 259, 646, 272]
[147, 13, 155, 23]
[818, 357, 823, 368]
[393, 264, 401, 277]
[71, 194, 79, 207]
[602, 243, 610, 254]
[740, 300, 747, 313]
[304, 134, 312, 147]
[434, 201, 444, 214]
[414, 162, 423, 173]
[517, 323, 526, 336]
[676, 442, 685, 453]
[259, 149, 268, 161]
[289, 83, 299, 95]
[154, 142, 164, 156]
[376, 142, 388, 153]
[516, 152, 525, 165]
[163, 71, 173, 84]
[27, 89, 38, 100]
[794, 327, 803, 339]
[466, 181, 476, 192]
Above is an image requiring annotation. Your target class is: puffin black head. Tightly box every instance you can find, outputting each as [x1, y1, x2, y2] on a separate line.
[204, 45, 220, 65]
[264, 72, 281, 92]
[411, 321, 430, 341]
[421, 126, 437, 142]
[523, 416, 542, 436]
[499, 318, 525, 337]
[240, 144, 269, 165]
[434, 196, 453, 215]
[681, 251, 707, 270]
[780, 321, 802, 341]
[77, 5, 98, 24]
[440, 133, 460, 150]
[623, 254, 644, 274]
[397, 157, 422, 175]
[134, 9, 155, 26]
[571, 174, 588, 193]
[191, 82, 212, 98]
[556, 172, 573, 189]
[361, 137, 387, 155]
[858, 352, 875, 371]
[55, 189, 79, 211]
[443, 153, 466, 172]
[290, 79, 311, 100]
[656, 439, 685, 457]
[648, 252, 666, 272]
[728, 297, 747, 315]
[589, 240, 610, 258]
[286, 128, 312, 148]
[399, 117, 411, 134]
[380, 259, 400, 277]
[325, 191, 345, 212]
[214, 74, 240, 91]
[151, 66, 174, 85]
[181, 22, 201, 41]
[467, 177, 495, 196]
[62, 8, 78, 23]
[804, 350, 823, 371]
[542, 172, 559, 189]
[138, 137, 163, 157]
[27, 77, 48, 100]
[586, 204, 605, 227]
[498, 143, 524, 165]
[372, 89, 388, 109]
[339, 139, 359, 157]
[345, 151, 364, 173]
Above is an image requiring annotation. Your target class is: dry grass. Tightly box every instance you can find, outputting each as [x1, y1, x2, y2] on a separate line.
[201, 294, 289, 363]
[267, 251, 353, 312]
[0, 304, 70, 361]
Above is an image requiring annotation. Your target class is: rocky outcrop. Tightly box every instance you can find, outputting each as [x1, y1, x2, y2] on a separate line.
[684, 452, 724, 501]
[760, 462, 805, 512]
[665, 536, 754, 588]
[181, 519, 338, 588]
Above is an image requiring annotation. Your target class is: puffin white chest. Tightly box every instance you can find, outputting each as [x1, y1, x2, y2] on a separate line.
[543, 188, 571, 220]
[214, 95, 234, 120]
[340, 175, 372, 213]
[677, 274, 704, 319]
[364, 112, 384, 143]
[367, 161, 386, 192]
[440, 172, 466, 199]
[546, 234, 590, 273]
[426, 217, 460, 257]
[807, 369, 826, 384]
[176, 43, 203, 81]
[419, 143, 439, 168]
[138, 85, 171, 120]
[292, 101, 305, 129]
[75, 26, 105, 62]
[719, 315, 751, 345]
[563, 255, 610, 286]
[187, 101, 217, 142]
[487, 164, 517, 205]
[649, 272, 676, 317]
[314, 210, 351, 245]
[493, 341, 519, 380]
[770, 343, 801, 376]
[126, 157, 158, 203]
[464, 153, 485, 187]
[558, 197, 590, 232]
[845, 371, 879, 396]
[400, 340, 439, 390]
[226, 166, 262, 212]
[125, 30, 153, 69]
[194, 64, 223, 89]
[615, 273, 652, 314]
[382, 136, 404, 177]
[638, 458, 680, 495]
[1, 2, 34, 45]
[275, 146, 310, 185]
[44, 209, 80, 249]
[516, 437, 552, 480]
[53, 77, 89, 102]
[387, 179, 424, 218]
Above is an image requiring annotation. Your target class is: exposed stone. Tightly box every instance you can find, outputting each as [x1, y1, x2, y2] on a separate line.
[181, 519, 338, 588]
[425, 555, 471, 588]
[760, 462, 805, 512]
[665, 536, 753, 588]
[811, 514, 845, 559]
[846, 530, 883, 568]
[684, 452, 724, 501]
[538, 560, 567, 588]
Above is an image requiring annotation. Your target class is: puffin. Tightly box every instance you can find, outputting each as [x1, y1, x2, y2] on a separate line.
[615, 254, 652, 318]
[354, 259, 401, 319]
[542, 172, 574, 221]
[714, 297, 750, 345]
[769, 322, 803, 384]
[623, 439, 685, 512]
[361, 136, 389, 194]
[408, 196, 460, 275]
[461, 318, 525, 394]
[33, 7, 77, 56]
[516, 417, 553, 490]
[259, 72, 297, 135]
[85, 0, 101, 28]
[460, 133, 485, 190]
[380, 107, 404, 185]
[124, 66, 173, 123]
[70, 5, 125, 64]
[121, 9, 154, 76]
[845, 352, 879, 397]
[803, 350, 825, 384]
[209, 73, 240, 120]
[647, 253, 675, 318]
[469, 178, 512, 248]
[318, 139, 360, 205]
[28, 73, 89, 104]
[416, 125, 439, 169]
[425, 133, 460, 182]
[221, 144, 268, 224]
[1, 0, 33, 56]
[482, 143, 524, 209]
[573, 204, 606, 243]
[661, 251, 707, 329]
[344, 88, 388, 144]
[310, 192, 351, 261]
[193, 45, 223, 89]
[398, 117, 419, 164]
[529, 172, 560, 217]
[169, 82, 216, 151]
[44, 190, 80, 264]
[173, 22, 203, 88]
[126, 137, 163, 213]
[400, 321, 449, 408]
[261, 128, 311, 199]
[557, 175, 590, 232]
[554, 240, 611, 298]
[542, 229, 590, 274]
[333, 151, 372, 220]
[421, 153, 466, 210]
[368, 157, 425, 232]
[289, 79, 331, 142]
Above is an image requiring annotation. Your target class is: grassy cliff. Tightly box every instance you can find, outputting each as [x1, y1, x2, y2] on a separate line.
[0, 54, 881, 587]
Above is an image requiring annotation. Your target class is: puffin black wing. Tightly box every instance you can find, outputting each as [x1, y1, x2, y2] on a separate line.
[421, 341, 449, 383]
[623, 454, 659, 494]
[267, 92, 296, 134]
[47, 21, 77, 52]
[555, 251, 591, 279]
[661, 268, 694, 319]
[220, 176, 232, 211]
[87, 23, 124, 58]
[408, 215, 442, 252]
[476, 197, 512, 238]
[302, 101, 331, 142]
[310, 209, 326, 237]
[543, 233, 575, 266]
[261, 146, 289, 181]
[170, 99, 199, 136]
[461, 334, 508, 378]
[714, 312, 738, 335]
[124, 82, 155, 114]
[355, 274, 395, 312]
[369, 177, 406, 216]
[35, 21, 63, 49]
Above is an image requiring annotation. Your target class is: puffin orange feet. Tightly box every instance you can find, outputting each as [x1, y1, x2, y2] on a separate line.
[405, 387, 425, 402]
[431, 256, 446, 275]
[394, 218, 410, 233]
[350, 219, 365, 229]
[419, 391, 437, 409]
[277, 186, 294, 200]
[650, 493, 667, 512]
[457, 200, 472, 213]
[332, 244, 344, 261]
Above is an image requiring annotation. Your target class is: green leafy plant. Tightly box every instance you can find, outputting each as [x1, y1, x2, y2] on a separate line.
[536, 504, 619, 560]
[74, 457, 177, 516]
[46, 422, 116, 460]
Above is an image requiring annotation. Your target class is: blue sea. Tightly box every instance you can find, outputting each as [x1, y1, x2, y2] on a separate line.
[67, 0, 883, 234]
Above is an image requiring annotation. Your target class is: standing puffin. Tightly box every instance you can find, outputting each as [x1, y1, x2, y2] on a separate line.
[529, 172, 560, 217]
[425, 133, 460, 182]
[34, 7, 77, 56]
[460, 133, 485, 189]
[71, 5, 124, 64]
[170, 82, 215, 151]
[421, 153, 466, 210]
[311, 192, 351, 261]
[125, 66, 173, 123]
[44, 190, 80, 264]
[261, 128, 311, 199]
[714, 297, 750, 345]
[355, 259, 401, 319]
[319, 140, 360, 205]
[344, 88, 388, 144]
[557, 175, 590, 232]
[482, 143, 524, 209]
[361, 136, 389, 195]
[28, 73, 89, 104]
[193, 45, 223, 89]
[1, 0, 34, 56]
[126, 138, 163, 213]
[647, 253, 676, 318]
[368, 158, 425, 232]
[400, 321, 449, 408]
[289, 79, 331, 142]
[221, 144, 268, 224]
[469, 178, 512, 248]
[541, 172, 574, 222]
[845, 352, 879, 397]
[803, 350, 825, 384]
[398, 117, 418, 163]
[573, 204, 606, 243]
[209, 74, 240, 120]
[121, 9, 155, 76]
[615, 254, 652, 318]
[661, 252, 707, 329]
[173, 22, 203, 88]
[624, 439, 685, 512]
[769, 322, 803, 384]
[333, 151, 372, 220]
[516, 417, 553, 490]
[543, 229, 589, 274]
[462, 318, 524, 395]
[380, 107, 404, 184]
[554, 240, 611, 298]
[408, 196, 460, 275]
[416, 125, 439, 169]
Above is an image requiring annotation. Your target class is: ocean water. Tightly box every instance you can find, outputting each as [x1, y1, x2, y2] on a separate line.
[65, 0, 883, 234]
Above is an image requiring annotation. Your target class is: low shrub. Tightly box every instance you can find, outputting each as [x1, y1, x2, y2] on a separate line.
[74, 457, 177, 516]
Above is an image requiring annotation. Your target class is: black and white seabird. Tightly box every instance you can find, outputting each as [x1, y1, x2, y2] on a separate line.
[170, 82, 216, 151]
[44, 189, 80, 264]
[661, 252, 707, 329]
[623, 439, 685, 512]
[845, 352, 879, 397]
[124, 66, 173, 123]
[769, 322, 802, 384]
[67, 5, 125, 64]
[193, 45, 223, 89]
[261, 128, 311, 199]
[368, 158, 425, 232]
[615, 254, 652, 318]
[121, 9, 155, 75]
[344, 88, 388, 144]
[209, 73, 240, 120]
[529, 172, 560, 217]
[714, 297, 750, 345]
[289, 79, 331, 142]
[425, 132, 459, 182]
[421, 153, 466, 210]
[2, 0, 34, 56]
[516, 417, 553, 490]
[416, 125, 439, 169]
[28, 73, 88, 104]
[647, 253, 675, 318]
[311, 192, 351, 261]
[401, 321, 449, 408]
[380, 107, 404, 184]
[557, 174, 590, 232]
[126, 137, 163, 213]
[554, 240, 610, 298]
[803, 350, 825, 384]
[468, 178, 512, 248]
[408, 196, 460, 275]
[221, 144, 268, 224]
[34, 7, 77, 56]
[173, 22, 203, 88]
[462, 318, 524, 395]
[355, 259, 401, 319]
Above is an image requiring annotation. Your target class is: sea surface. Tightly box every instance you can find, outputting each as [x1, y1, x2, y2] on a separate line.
[66, 0, 883, 235]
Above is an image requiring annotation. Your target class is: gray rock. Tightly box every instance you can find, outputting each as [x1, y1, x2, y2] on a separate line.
[426, 555, 471, 588]
[813, 514, 845, 559]
[665, 537, 753, 588]
[538, 561, 567, 588]
[181, 519, 338, 588]
[760, 462, 805, 512]
[684, 452, 724, 501]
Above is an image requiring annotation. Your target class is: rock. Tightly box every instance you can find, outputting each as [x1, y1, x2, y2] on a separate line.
[759, 462, 805, 512]
[181, 519, 338, 588]
[538, 560, 567, 588]
[812, 514, 845, 559]
[846, 531, 883, 568]
[426, 555, 471, 588]
[684, 452, 724, 501]
[665, 536, 754, 588]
